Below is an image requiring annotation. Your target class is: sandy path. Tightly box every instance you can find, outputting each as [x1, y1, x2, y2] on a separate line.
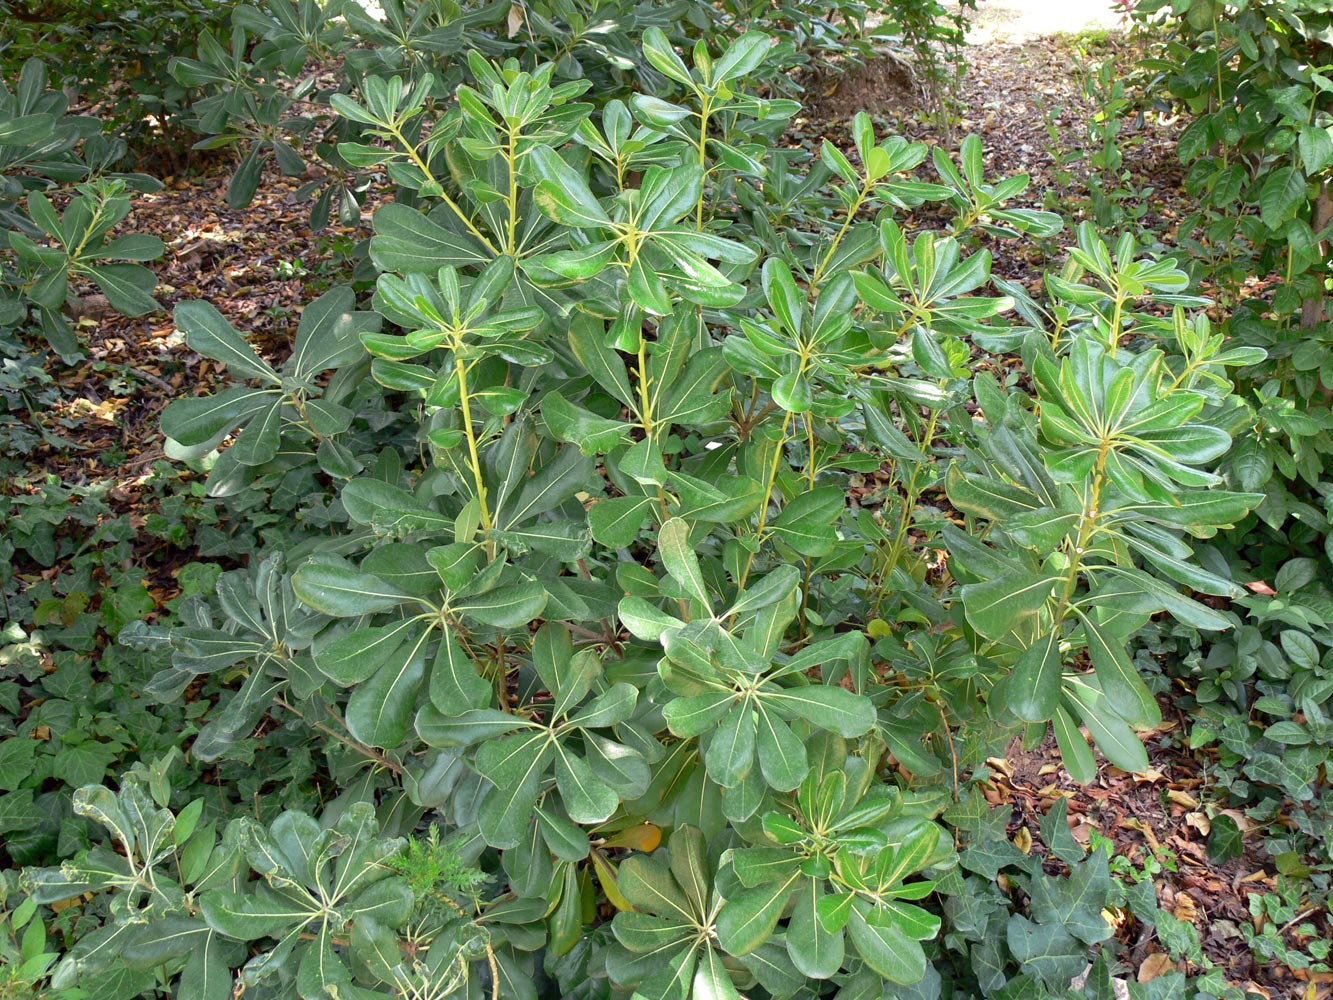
[966, 0, 1129, 43]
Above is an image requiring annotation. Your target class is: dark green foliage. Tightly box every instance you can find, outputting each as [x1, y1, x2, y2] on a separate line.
[0, 0, 239, 160]
[2, 2, 1326, 999]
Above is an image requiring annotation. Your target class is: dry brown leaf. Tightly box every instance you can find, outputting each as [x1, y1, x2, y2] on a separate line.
[1119, 816, 1162, 852]
[1173, 892, 1198, 923]
[1014, 826, 1032, 854]
[1138, 953, 1175, 982]
[1166, 790, 1199, 809]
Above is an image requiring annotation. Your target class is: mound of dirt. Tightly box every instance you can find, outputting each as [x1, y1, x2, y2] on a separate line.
[805, 52, 921, 123]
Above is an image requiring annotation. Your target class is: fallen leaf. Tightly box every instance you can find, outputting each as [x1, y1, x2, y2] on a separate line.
[1173, 892, 1198, 923]
[1014, 826, 1032, 854]
[1166, 789, 1198, 809]
[1138, 953, 1175, 982]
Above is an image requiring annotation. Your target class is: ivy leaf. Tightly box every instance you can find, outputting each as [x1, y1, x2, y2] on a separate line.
[1027, 852, 1113, 945]
[1005, 915, 1087, 988]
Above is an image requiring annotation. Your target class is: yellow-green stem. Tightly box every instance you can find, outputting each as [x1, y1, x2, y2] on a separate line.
[814, 181, 870, 286]
[506, 126, 520, 254]
[737, 410, 794, 592]
[695, 98, 711, 229]
[455, 356, 495, 555]
[389, 123, 500, 256]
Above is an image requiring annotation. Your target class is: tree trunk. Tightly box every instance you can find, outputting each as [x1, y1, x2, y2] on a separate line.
[1301, 180, 1333, 329]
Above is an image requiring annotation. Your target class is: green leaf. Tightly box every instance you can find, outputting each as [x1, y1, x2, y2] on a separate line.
[416, 707, 526, 747]
[713, 31, 771, 83]
[631, 94, 693, 127]
[345, 629, 429, 748]
[693, 946, 743, 1000]
[641, 27, 694, 85]
[658, 518, 710, 607]
[315, 619, 424, 686]
[754, 703, 807, 791]
[727, 565, 800, 618]
[716, 873, 800, 957]
[589, 495, 655, 548]
[846, 906, 927, 984]
[788, 879, 843, 979]
[1064, 685, 1149, 774]
[569, 316, 635, 407]
[705, 703, 756, 788]
[200, 885, 314, 940]
[160, 387, 279, 447]
[610, 911, 691, 953]
[618, 854, 695, 922]
[87, 264, 159, 317]
[428, 626, 491, 712]
[555, 747, 619, 823]
[292, 561, 414, 617]
[764, 686, 876, 738]
[1052, 705, 1096, 784]
[1259, 166, 1306, 229]
[530, 146, 612, 228]
[960, 574, 1055, 640]
[664, 691, 736, 737]
[228, 399, 281, 466]
[177, 928, 231, 1000]
[452, 580, 547, 628]
[627, 253, 672, 315]
[771, 371, 812, 413]
[1299, 125, 1333, 172]
[1079, 613, 1160, 728]
[175, 301, 281, 384]
[477, 734, 554, 848]
[341, 479, 452, 535]
[761, 258, 804, 337]
[288, 285, 378, 377]
[1095, 567, 1234, 631]
[499, 447, 594, 529]
[543, 391, 631, 456]
[1006, 629, 1062, 724]
[369, 203, 487, 272]
[565, 683, 637, 729]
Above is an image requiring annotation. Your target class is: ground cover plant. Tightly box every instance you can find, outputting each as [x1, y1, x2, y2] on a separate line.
[0, 1, 1330, 999]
